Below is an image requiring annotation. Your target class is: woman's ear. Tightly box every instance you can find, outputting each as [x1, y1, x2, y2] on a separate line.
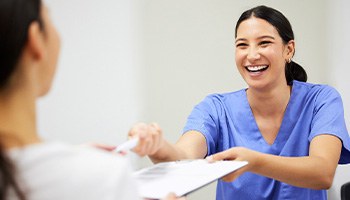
[25, 21, 46, 62]
[286, 40, 295, 59]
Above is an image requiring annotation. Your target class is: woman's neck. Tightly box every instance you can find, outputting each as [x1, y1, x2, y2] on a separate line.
[247, 83, 291, 117]
[0, 88, 41, 150]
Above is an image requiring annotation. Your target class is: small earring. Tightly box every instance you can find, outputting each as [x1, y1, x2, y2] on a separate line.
[287, 58, 292, 63]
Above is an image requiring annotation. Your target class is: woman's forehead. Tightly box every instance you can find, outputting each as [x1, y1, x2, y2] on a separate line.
[236, 17, 279, 39]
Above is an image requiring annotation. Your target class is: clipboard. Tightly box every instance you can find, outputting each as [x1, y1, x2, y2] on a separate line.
[133, 159, 248, 199]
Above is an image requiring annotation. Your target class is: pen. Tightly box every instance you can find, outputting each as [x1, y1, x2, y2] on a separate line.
[115, 137, 139, 153]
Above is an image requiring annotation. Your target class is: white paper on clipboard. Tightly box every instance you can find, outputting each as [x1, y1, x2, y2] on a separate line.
[133, 159, 248, 199]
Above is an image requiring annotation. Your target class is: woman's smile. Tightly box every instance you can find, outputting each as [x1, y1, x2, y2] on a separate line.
[245, 65, 269, 72]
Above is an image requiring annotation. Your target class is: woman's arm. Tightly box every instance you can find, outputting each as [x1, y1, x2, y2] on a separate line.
[128, 123, 207, 163]
[209, 134, 342, 189]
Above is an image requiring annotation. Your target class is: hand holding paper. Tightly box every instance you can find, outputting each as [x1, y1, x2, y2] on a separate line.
[207, 147, 255, 182]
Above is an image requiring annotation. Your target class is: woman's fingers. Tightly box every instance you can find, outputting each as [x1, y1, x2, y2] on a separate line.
[149, 123, 163, 154]
[207, 148, 238, 162]
[128, 122, 163, 157]
[206, 147, 254, 182]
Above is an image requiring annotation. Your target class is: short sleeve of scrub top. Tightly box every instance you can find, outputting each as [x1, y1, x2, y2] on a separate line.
[308, 85, 350, 163]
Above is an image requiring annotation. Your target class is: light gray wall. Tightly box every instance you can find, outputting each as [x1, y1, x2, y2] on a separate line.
[39, 0, 142, 145]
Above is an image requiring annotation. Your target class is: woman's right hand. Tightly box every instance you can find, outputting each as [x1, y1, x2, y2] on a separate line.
[206, 147, 259, 182]
[128, 122, 164, 157]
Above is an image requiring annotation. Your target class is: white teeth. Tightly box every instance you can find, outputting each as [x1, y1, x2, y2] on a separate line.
[246, 65, 268, 72]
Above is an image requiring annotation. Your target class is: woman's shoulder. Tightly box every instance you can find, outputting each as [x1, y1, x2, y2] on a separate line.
[8, 142, 137, 199]
[204, 89, 246, 103]
[193, 89, 247, 112]
[9, 142, 131, 179]
[293, 80, 341, 99]
[10, 142, 127, 165]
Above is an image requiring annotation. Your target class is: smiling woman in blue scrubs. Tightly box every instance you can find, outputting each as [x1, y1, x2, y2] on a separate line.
[129, 5, 350, 200]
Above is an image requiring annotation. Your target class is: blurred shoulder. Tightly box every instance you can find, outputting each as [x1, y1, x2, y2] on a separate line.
[8, 142, 138, 200]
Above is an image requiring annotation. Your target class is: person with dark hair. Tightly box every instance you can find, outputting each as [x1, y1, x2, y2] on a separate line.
[128, 5, 350, 200]
[0, 0, 183, 200]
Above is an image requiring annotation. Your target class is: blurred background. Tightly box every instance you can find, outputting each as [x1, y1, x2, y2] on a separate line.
[41, 0, 350, 199]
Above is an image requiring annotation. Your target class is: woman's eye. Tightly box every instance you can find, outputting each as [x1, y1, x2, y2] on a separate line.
[236, 43, 247, 48]
[259, 41, 272, 46]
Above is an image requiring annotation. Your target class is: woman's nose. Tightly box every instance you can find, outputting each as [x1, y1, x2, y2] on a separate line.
[247, 47, 260, 61]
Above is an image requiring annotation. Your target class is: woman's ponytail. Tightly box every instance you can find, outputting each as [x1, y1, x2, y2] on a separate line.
[285, 61, 307, 85]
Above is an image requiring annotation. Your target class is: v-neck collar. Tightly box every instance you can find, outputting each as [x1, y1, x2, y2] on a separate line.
[242, 83, 296, 148]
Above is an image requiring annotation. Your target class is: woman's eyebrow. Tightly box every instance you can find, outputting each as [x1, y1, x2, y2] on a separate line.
[235, 35, 275, 44]
[235, 38, 247, 43]
[257, 35, 275, 40]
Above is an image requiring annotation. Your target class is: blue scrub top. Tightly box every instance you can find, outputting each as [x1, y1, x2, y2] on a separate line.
[183, 80, 350, 200]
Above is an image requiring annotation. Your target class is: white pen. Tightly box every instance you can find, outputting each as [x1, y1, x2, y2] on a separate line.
[115, 137, 139, 153]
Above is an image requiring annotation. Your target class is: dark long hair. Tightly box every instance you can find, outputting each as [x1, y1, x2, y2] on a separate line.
[0, 0, 43, 199]
[235, 5, 307, 85]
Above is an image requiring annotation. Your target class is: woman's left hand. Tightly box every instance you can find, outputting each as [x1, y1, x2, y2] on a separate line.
[206, 147, 260, 182]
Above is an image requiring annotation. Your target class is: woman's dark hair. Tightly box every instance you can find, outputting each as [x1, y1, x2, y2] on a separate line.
[0, 0, 43, 199]
[0, 0, 43, 88]
[235, 5, 307, 85]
